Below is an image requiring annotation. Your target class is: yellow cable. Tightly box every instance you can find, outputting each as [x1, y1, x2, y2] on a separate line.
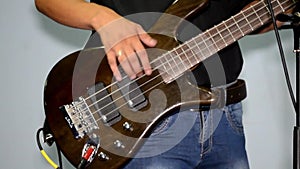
[40, 150, 59, 169]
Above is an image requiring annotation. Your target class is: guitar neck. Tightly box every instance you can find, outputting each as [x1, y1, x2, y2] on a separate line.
[193, 0, 293, 57]
[155, 0, 295, 82]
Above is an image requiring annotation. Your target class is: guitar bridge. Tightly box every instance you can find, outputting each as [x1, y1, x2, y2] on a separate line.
[60, 97, 99, 139]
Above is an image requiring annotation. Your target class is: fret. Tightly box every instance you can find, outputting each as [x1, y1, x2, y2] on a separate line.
[241, 10, 254, 31]
[226, 17, 242, 40]
[207, 27, 218, 47]
[209, 25, 227, 49]
[158, 55, 167, 72]
[185, 42, 200, 66]
[234, 13, 252, 36]
[185, 40, 199, 63]
[215, 25, 228, 47]
[173, 48, 188, 71]
[281, 0, 294, 11]
[200, 34, 216, 56]
[273, 0, 287, 14]
[190, 36, 211, 58]
[275, 0, 285, 12]
[167, 51, 181, 76]
[231, 16, 244, 37]
[205, 30, 219, 51]
[262, 1, 271, 15]
[255, 1, 272, 23]
[154, 55, 169, 81]
[222, 20, 236, 42]
[155, 54, 173, 83]
[192, 38, 209, 63]
[250, 5, 264, 25]
[177, 44, 195, 67]
[160, 53, 175, 77]
[243, 5, 263, 31]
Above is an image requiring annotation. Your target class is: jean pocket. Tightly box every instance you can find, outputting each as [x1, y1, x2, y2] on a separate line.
[225, 102, 244, 135]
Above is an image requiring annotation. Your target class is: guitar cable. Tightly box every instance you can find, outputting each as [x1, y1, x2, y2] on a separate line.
[36, 124, 63, 169]
[266, 0, 297, 112]
[36, 122, 98, 169]
[77, 138, 100, 169]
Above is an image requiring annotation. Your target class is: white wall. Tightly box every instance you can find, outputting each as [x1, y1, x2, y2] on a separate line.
[0, 0, 296, 168]
[240, 31, 296, 169]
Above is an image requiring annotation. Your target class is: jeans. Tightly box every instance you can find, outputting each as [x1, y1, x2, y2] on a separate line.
[123, 102, 249, 169]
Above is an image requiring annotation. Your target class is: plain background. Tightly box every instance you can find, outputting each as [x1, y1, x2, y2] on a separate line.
[0, 0, 297, 168]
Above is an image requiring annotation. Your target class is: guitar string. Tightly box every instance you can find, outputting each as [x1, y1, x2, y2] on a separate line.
[71, 0, 290, 126]
[75, 0, 291, 130]
[82, 0, 287, 111]
[88, 0, 288, 107]
[82, 0, 277, 109]
[74, 0, 288, 126]
[76, 0, 288, 123]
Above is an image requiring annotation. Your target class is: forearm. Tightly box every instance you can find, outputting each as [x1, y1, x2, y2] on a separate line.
[34, 0, 120, 30]
[35, 0, 157, 80]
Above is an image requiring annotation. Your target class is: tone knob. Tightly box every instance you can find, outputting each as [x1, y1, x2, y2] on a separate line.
[123, 122, 133, 131]
[98, 152, 110, 161]
[114, 140, 125, 149]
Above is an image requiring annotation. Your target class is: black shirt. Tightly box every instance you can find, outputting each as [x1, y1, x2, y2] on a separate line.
[90, 0, 253, 86]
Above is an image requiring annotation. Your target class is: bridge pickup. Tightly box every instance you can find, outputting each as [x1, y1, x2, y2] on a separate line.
[88, 82, 121, 126]
[117, 77, 148, 111]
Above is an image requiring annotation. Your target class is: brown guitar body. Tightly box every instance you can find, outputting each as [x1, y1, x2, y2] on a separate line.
[43, 0, 296, 168]
[44, 0, 209, 168]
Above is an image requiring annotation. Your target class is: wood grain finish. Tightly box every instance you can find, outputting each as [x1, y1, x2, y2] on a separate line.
[43, 0, 296, 168]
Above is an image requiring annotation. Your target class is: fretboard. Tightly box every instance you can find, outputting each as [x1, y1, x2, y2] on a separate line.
[155, 0, 295, 83]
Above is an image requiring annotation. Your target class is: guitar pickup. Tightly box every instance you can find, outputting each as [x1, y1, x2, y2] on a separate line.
[117, 76, 148, 111]
[88, 82, 121, 126]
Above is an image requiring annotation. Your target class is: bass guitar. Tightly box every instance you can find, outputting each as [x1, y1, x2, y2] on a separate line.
[43, 0, 296, 168]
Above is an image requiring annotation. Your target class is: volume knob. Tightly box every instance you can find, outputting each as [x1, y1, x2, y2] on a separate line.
[98, 152, 109, 161]
[114, 140, 125, 149]
[123, 122, 133, 131]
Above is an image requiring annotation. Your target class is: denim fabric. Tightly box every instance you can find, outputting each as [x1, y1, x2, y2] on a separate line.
[123, 102, 249, 169]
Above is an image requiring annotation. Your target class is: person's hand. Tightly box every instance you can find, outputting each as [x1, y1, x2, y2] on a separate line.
[96, 17, 157, 81]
